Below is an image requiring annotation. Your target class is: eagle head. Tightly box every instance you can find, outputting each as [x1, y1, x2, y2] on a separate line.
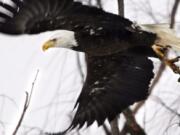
[42, 30, 78, 51]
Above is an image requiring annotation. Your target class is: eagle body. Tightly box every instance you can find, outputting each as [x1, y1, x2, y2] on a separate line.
[72, 50, 154, 128]
[73, 29, 156, 56]
[1, 0, 179, 134]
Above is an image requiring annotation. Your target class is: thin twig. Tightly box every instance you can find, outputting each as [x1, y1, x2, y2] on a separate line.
[0, 94, 18, 108]
[153, 96, 180, 117]
[27, 70, 39, 106]
[13, 93, 29, 135]
[12, 70, 39, 135]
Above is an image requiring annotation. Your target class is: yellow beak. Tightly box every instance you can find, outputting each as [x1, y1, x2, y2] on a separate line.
[42, 40, 55, 51]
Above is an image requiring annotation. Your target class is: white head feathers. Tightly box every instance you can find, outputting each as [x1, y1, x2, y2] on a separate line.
[42, 30, 78, 51]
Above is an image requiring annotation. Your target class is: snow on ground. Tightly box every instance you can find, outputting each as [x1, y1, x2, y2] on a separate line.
[0, 0, 180, 135]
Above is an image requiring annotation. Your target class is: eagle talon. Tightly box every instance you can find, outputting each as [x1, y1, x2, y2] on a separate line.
[152, 44, 169, 58]
[152, 44, 180, 75]
[158, 45, 170, 52]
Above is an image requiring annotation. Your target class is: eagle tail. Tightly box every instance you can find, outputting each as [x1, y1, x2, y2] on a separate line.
[141, 23, 180, 52]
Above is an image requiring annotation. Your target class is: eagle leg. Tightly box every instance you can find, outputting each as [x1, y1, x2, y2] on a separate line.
[165, 56, 180, 74]
[152, 44, 180, 74]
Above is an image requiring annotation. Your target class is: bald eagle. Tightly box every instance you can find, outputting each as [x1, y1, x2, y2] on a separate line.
[0, 0, 180, 134]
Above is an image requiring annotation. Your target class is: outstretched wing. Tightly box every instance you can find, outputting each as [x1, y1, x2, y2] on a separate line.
[70, 50, 154, 129]
[0, 0, 132, 35]
[0, 0, 157, 56]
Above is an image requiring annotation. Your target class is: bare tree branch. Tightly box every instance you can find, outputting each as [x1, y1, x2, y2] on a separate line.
[170, 0, 180, 28]
[103, 124, 111, 135]
[13, 70, 39, 135]
[117, 0, 124, 16]
[110, 116, 120, 135]
[121, 109, 146, 135]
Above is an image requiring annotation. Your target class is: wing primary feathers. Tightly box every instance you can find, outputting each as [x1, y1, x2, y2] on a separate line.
[66, 53, 154, 132]
[94, 99, 107, 126]
[11, 0, 23, 7]
[0, 2, 17, 14]
[0, 12, 11, 20]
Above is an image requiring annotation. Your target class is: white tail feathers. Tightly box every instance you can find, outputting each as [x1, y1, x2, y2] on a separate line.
[140, 24, 180, 52]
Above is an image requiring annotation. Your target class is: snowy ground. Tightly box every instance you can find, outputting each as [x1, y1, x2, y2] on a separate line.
[0, 0, 180, 135]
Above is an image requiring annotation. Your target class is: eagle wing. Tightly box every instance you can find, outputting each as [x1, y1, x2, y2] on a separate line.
[69, 50, 154, 130]
[0, 0, 132, 34]
[0, 0, 156, 55]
